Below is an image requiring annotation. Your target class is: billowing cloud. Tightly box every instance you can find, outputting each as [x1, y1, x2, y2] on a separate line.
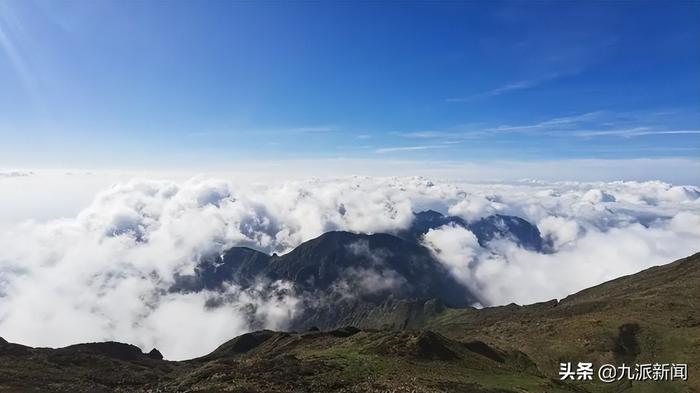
[537, 216, 580, 249]
[422, 225, 481, 287]
[423, 218, 699, 306]
[0, 176, 698, 359]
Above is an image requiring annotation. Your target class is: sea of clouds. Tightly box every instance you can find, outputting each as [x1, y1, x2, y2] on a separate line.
[0, 174, 698, 359]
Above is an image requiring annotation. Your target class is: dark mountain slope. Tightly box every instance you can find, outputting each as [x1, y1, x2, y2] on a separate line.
[264, 231, 471, 306]
[171, 246, 271, 292]
[173, 230, 476, 330]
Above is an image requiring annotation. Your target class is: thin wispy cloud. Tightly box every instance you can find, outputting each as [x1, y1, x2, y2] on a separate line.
[392, 124, 489, 140]
[574, 129, 700, 138]
[486, 111, 605, 133]
[489, 110, 700, 139]
[374, 145, 446, 154]
[189, 126, 338, 137]
[445, 78, 542, 102]
[483, 78, 544, 96]
[393, 112, 606, 140]
[396, 131, 453, 139]
[446, 72, 568, 102]
[393, 110, 699, 145]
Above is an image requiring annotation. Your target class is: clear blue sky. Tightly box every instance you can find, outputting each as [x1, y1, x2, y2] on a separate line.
[0, 1, 698, 169]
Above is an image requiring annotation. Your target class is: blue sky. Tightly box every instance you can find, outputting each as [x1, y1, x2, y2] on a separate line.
[0, 1, 698, 169]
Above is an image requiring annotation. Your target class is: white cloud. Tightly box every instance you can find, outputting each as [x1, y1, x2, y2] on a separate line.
[537, 216, 580, 249]
[475, 219, 698, 305]
[422, 224, 481, 297]
[422, 217, 700, 306]
[420, 179, 700, 305]
[0, 175, 698, 360]
[447, 194, 503, 221]
[581, 188, 616, 204]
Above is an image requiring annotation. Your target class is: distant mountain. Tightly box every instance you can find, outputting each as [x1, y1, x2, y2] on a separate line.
[468, 214, 544, 251]
[171, 211, 544, 329]
[401, 210, 544, 252]
[398, 209, 469, 240]
[175, 231, 473, 305]
[172, 230, 476, 329]
[4, 252, 697, 393]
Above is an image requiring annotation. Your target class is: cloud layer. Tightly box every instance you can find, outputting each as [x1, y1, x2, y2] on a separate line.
[0, 176, 698, 359]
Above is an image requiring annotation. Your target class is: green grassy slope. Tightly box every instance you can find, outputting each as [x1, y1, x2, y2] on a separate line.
[425, 252, 700, 392]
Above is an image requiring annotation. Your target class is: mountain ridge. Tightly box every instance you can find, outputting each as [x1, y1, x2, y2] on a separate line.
[173, 228, 479, 325]
[172, 210, 546, 331]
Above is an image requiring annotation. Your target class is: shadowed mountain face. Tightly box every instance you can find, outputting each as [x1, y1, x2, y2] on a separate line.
[467, 215, 544, 251]
[2, 252, 697, 393]
[252, 231, 468, 303]
[173, 230, 477, 329]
